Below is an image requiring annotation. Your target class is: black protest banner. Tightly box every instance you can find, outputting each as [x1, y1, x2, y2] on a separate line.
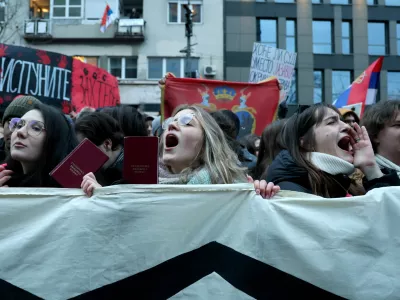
[0, 44, 72, 112]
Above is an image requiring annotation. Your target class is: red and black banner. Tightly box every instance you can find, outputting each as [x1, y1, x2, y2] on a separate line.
[0, 44, 120, 114]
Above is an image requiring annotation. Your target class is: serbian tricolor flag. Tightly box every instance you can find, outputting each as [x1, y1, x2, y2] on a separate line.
[161, 74, 280, 138]
[100, 4, 115, 33]
[334, 57, 384, 116]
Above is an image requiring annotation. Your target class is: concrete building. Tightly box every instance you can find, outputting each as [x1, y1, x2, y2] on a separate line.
[1, 0, 223, 114]
[224, 0, 400, 111]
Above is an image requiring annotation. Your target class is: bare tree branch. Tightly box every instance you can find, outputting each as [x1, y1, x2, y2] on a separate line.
[0, 0, 24, 44]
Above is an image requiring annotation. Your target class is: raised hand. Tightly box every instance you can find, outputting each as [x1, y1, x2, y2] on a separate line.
[349, 123, 383, 180]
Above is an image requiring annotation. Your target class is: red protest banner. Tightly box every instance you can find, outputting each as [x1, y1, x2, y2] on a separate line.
[71, 59, 120, 112]
[162, 76, 280, 137]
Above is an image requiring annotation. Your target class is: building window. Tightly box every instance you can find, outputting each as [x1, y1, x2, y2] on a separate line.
[258, 19, 277, 47]
[331, 0, 351, 4]
[342, 21, 352, 54]
[314, 70, 324, 104]
[287, 70, 297, 104]
[397, 23, 400, 55]
[147, 57, 199, 79]
[367, 0, 377, 4]
[368, 22, 387, 55]
[73, 56, 98, 66]
[387, 72, 400, 100]
[313, 21, 332, 54]
[386, 0, 400, 6]
[109, 57, 138, 79]
[332, 71, 352, 101]
[312, 0, 322, 3]
[30, 0, 50, 19]
[286, 20, 296, 52]
[52, 0, 82, 18]
[168, 1, 202, 24]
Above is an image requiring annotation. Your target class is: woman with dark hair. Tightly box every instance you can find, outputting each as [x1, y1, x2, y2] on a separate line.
[240, 134, 260, 157]
[210, 110, 257, 169]
[252, 119, 286, 180]
[0, 103, 78, 187]
[264, 104, 400, 198]
[74, 112, 125, 188]
[101, 105, 148, 137]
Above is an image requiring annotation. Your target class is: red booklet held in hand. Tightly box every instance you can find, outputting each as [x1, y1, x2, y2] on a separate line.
[50, 138, 109, 188]
[123, 136, 159, 184]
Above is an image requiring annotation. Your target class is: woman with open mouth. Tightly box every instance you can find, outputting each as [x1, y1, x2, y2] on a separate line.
[159, 105, 248, 184]
[261, 104, 400, 198]
[81, 105, 273, 197]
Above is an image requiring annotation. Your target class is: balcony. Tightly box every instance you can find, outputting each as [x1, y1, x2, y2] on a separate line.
[23, 18, 145, 43]
[24, 0, 144, 43]
[114, 19, 145, 41]
[24, 19, 52, 41]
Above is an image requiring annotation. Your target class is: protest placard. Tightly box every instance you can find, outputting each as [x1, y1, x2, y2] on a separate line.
[249, 42, 297, 102]
[0, 44, 72, 111]
[71, 59, 120, 112]
[0, 43, 120, 113]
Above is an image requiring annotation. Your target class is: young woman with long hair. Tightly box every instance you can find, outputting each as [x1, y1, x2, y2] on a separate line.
[81, 105, 250, 196]
[264, 104, 399, 198]
[160, 105, 247, 184]
[0, 103, 78, 187]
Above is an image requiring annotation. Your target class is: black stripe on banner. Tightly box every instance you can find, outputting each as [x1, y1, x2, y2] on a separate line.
[0, 278, 42, 299]
[71, 241, 345, 299]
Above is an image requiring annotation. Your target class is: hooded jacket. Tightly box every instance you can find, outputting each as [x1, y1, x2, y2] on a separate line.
[267, 150, 400, 197]
[95, 150, 124, 186]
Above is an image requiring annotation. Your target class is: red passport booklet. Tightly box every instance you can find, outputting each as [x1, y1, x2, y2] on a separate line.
[123, 136, 159, 184]
[50, 138, 109, 188]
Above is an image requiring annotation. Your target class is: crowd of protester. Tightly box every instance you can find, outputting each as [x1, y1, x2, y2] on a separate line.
[0, 93, 399, 199]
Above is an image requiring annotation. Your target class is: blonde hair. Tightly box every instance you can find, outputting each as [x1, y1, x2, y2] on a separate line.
[165, 105, 246, 184]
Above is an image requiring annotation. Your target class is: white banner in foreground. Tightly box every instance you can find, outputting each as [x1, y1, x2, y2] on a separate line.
[0, 185, 399, 299]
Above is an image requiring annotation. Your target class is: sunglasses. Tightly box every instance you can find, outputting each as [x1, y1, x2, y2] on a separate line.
[9, 118, 46, 137]
[162, 113, 195, 130]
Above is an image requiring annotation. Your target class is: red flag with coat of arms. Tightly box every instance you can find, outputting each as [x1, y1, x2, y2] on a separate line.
[162, 75, 280, 137]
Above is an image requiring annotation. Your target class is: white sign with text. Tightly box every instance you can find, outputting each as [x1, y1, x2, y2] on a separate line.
[249, 43, 297, 102]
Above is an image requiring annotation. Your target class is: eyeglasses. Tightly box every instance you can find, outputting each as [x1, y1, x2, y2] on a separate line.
[9, 118, 46, 137]
[162, 113, 195, 130]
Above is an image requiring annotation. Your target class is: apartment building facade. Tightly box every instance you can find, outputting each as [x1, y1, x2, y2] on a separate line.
[1, 0, 223, 114]
[224, 0, 400, 110]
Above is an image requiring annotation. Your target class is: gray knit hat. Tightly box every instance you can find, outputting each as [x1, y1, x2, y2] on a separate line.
[2, 95, 42, 125]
